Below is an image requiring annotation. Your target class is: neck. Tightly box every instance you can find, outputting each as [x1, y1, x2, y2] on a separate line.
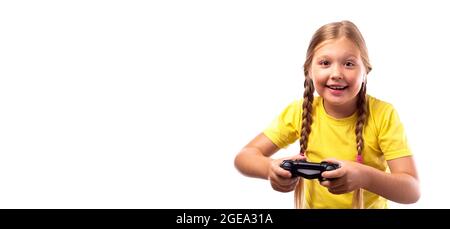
[323, 98, 358, 119]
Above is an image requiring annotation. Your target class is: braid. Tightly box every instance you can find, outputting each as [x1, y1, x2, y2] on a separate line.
[299, 78, 315, 154]
[355, 82, 367, 157]
[295, 78, 315, 208]
[353, 82, 367, 209]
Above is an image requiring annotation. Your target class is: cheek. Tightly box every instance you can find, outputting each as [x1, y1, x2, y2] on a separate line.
[311, 78, 326, 96]
[348, 73, 364, 87]
[311, 69, 330, 86]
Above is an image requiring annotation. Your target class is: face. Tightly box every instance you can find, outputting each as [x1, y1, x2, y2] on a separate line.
[309, 37, 366, 111]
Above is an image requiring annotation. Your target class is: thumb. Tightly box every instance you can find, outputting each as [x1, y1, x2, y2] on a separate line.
[321, 158, 343, 179]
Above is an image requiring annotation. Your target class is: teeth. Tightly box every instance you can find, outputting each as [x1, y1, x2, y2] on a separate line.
[328, 86, 346, 90]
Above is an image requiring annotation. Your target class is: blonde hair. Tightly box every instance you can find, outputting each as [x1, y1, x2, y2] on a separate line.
[295, 20, 372, 209]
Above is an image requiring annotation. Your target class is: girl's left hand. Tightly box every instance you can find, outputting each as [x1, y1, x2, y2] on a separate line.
[319, 159, 366, 194]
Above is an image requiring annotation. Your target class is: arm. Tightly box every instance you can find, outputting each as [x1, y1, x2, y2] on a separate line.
[234, 133, 303, 192]
[362, 156, 420, 204]
[364, 104, 421, 203]
[234, 133, 280, 179]
[321, 156, 420, 204]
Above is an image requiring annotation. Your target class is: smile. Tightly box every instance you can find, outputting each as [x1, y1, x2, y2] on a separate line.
[326, 85, 348, 90]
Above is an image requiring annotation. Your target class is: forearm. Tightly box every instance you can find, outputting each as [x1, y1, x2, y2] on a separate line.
[234, 147, 271, 180]
[361, 165, 420, 204]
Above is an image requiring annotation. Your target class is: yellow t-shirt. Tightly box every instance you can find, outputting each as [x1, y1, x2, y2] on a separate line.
[263, 95, 412, 208]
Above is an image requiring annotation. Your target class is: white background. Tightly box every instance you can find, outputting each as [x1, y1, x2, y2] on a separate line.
[0, 0, 448, 208]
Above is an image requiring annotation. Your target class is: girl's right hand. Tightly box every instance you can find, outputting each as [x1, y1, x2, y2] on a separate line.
[268, 154, 306, 193]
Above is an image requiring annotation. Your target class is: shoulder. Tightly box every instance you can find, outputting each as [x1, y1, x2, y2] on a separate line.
[279, 100, 302, 122]
[367, 95, 396, 116]
[366, 95, 411, 159]
[287, 99, 302, 108]
[367, 95, 402, 129]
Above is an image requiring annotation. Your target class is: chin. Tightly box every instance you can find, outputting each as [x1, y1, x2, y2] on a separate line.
[327, 100, 348, 107]
[323, 95, 349, 105]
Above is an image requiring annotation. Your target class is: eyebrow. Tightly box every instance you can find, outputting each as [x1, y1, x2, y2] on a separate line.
[315, 54, 359, 60]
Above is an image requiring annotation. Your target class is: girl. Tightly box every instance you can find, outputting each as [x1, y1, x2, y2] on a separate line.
[234, 20, 420, 208]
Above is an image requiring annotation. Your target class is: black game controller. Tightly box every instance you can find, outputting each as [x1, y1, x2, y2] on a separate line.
[280, 159, 340, 181]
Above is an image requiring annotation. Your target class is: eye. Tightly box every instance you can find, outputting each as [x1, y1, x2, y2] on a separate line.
[344, 61, 355, 67]
[319, 60, 330, 66]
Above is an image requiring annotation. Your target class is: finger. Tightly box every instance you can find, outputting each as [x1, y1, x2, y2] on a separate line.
[274, 161, 293, 178]
[288, 181, 299, 191]
[272, 183, 287, 193]
[272, 181, 297, 193]
[328, 188, 341, 195]
[278, 154, 307, 178]
[322, 169, 344, 179]
[321, 159, 344, 179]
[286, 177, 299, 186]
[320, 180, 331, 188]
[270, 177, 286, 192]
[277, 176, 299, 186]
[321, 179, 343, 187]
[326, 180, 349, 194]
[329, 181, 346, 190]
[321, 176, 346, 188]
[276, 167, 293, 178]
[331, 179, 347, 188]
[328, 186, 349, 195]
[270, 171, 297, 186]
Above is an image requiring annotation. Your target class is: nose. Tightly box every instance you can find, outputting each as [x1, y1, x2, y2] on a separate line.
[330, 64, 343, 80]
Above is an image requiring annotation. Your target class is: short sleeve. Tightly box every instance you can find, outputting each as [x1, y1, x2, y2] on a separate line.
[263, 100, 301, 149]
[378, 105, 412, 160]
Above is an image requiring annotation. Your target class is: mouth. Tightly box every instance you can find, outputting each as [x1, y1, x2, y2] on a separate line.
[326, 85, 348, 90]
